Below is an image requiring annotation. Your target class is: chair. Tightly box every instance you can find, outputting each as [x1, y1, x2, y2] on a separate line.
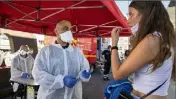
[10, 81, 25, 99]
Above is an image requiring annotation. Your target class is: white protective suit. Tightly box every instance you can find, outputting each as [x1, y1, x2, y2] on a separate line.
[32, 44, 90, 99]
[11, 54, 34, 79]
[10, 54, 34, 91]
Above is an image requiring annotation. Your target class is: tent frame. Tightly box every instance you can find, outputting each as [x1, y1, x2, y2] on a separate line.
[0, 0, 130, 37]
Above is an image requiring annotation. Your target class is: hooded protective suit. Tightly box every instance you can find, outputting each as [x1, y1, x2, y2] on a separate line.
[10, 54, 34, 91]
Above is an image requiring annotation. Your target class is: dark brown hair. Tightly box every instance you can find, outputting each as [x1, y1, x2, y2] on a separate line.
[129, 1, 175, 77]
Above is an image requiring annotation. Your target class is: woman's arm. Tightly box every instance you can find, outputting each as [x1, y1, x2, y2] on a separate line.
[111, 28, 160, 80]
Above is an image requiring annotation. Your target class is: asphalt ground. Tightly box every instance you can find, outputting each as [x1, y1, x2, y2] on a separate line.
[82, 68, 113, 99]
[3, 68, 175, 99]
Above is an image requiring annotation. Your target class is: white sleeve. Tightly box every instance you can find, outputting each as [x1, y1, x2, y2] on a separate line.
[29, 56, 34, 76]
[10, 57, 23, 79]
[30, 56, 34, 70]
[77, 48, 91, 82]
[32, 47, 64, 90]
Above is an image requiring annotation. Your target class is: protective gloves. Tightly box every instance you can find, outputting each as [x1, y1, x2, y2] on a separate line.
[21, 72, 30, 78]
[63, 76, 77, 88]
[81, 69, 91, 79]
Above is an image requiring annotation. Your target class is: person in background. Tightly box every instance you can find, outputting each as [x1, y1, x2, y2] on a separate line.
[110, 1, 175, 99]
[11, 45, 34, 79]
[10, 45, 34, 95]
[102, 45, 111, 81]
[124, 50, 130, 60]
[32, 20, 91, 99]
[121, 50, 130, 63]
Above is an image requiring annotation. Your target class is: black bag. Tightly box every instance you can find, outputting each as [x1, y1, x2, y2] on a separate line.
[119, 91, 134, 99]
[118, 78, 168, 99]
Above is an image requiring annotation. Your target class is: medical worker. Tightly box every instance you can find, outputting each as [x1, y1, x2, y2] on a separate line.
[10, 45, 34, 93]
[32, 20, 91, 99]
[11, 45, 34, 79]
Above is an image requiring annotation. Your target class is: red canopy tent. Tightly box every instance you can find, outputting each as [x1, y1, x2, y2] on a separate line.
[0, 0, 131, 37]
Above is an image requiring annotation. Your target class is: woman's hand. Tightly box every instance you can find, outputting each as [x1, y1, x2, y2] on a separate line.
[111, 27, 122, 46]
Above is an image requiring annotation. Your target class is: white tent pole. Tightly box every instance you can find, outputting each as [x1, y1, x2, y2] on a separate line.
[79, 20, 118, 33]
[41, 6, 104, 10]
[5, 11, 37, 26]
[41, 0, 87, 21]
[2, 1, 35, 20]
[79, 24, 97, 27]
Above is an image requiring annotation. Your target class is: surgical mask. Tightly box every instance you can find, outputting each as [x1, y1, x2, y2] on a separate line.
[27, 50, 33, 54]
[20, 50, 27, 56]
[59, 31, 73, 43]
[131, 23, 139, 35]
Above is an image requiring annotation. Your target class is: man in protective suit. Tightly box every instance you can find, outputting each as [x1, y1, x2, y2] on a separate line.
[32, 20, 91, 99]
[10, 45, 34, 96]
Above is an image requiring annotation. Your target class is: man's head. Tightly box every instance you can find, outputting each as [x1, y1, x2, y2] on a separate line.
[54, 20, 73, 44]
[54, 20, 72, 36]
[20, 45, 30, 52]
[108, 45, 111, 50]
[19, 45, 30, 58]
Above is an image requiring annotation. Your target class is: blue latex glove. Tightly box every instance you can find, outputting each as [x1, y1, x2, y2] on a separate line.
[63, 76, 77, 88]
[21, 72, 30, 78]
[81, 69, 91, 79]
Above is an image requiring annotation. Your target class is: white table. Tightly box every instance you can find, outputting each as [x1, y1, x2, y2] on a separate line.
[10, 77, 39, 99]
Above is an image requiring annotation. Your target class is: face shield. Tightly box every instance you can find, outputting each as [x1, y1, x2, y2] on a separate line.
[18, 45, 33, 57]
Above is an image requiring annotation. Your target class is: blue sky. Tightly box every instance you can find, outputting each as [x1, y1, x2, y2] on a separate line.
[115, 1, 170, 18]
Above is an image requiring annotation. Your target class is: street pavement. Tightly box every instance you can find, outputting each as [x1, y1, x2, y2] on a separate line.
[4, 68, 176, 99]
[82, 69, 113, 99]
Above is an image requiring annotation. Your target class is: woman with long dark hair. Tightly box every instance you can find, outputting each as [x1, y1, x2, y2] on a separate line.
[111, 1, 175, 99]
